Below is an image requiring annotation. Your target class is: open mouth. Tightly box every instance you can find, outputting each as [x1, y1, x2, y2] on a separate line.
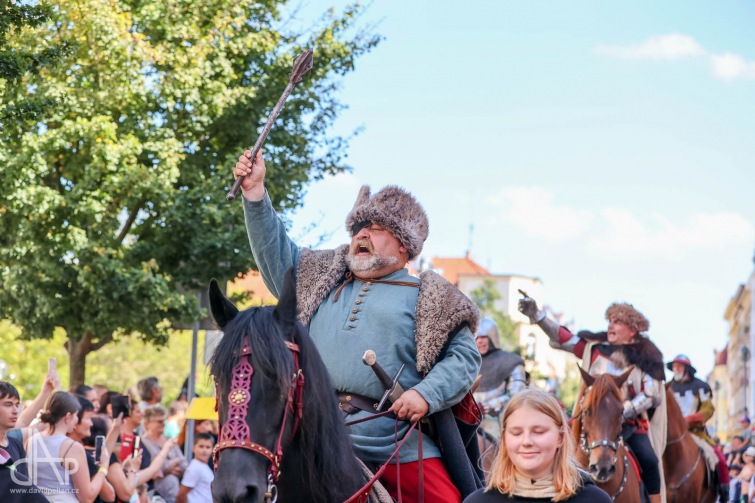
[352, 240, 373, 256]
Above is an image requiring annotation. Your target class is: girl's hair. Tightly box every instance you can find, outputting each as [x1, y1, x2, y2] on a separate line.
[486, 388, 583, 501]
[99, 391, 119, 415]
[39, 391, 81, 426]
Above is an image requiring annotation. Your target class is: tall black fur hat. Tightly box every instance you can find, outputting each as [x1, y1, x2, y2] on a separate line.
[344, 185, 429, 260]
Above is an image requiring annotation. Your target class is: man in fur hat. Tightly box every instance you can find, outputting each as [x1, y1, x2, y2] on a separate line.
[518, 298, 666, 503]
[233, 150, 482, 502]
[472, 317, 526, 440]
[667, 354, 730, 502]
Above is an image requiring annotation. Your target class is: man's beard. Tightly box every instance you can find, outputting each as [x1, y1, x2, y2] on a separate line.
[673, 370, 686, 382]
[347, 239, 398, 273]
[346, 253, 398, 273]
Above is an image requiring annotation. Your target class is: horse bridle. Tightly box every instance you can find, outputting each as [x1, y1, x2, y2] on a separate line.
[214, 335, 305, 503]
[577, 393, 628, 501]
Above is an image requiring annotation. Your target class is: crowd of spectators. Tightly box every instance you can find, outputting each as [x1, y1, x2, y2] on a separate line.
[723, 415, 755, 502]
[0, 368, 217, 503]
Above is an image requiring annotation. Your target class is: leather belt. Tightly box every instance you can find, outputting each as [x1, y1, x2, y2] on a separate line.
[337, 392, 382, 415]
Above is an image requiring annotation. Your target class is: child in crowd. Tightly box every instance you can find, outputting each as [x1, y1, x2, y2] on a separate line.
[729, 464, 742, 502]
[176, 432, 215, 503]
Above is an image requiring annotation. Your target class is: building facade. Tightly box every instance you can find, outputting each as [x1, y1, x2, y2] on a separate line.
[723, 258, 755, 437]
[707, 347, 729, 442]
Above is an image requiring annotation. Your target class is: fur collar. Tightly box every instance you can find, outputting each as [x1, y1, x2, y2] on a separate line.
[578, 330, 665, 381]
[296, 247, 479, 374]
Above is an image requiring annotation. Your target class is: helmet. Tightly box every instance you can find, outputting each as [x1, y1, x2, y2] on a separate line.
[666, 354, 696, 375]
[475, 317, 501, 350]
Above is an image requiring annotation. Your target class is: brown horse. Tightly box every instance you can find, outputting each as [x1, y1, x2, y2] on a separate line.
[574, 367, 642, 503]
[663, 384, 716, 503]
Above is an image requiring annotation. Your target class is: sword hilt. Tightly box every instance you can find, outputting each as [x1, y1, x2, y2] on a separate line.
[362, 350, 395, 390]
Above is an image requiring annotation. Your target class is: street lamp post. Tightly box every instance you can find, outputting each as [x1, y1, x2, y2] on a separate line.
[744, 346, 750, 417]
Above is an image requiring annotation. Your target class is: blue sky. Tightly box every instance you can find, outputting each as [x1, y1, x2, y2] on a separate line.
[280, 1, 755, 377]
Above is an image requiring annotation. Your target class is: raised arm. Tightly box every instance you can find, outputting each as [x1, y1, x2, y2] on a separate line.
[517, 293, 561, 343]
[234, 149, 302, 297]
[233, 149, 267, 202]
[18, 368, 60, 427]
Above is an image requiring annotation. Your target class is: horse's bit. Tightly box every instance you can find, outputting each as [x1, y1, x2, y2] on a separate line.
[214, 335, 305, 503]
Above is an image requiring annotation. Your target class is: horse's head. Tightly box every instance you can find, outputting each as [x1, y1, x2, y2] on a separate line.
[578, 366, 632, 483]
[209, 270, 304, 503]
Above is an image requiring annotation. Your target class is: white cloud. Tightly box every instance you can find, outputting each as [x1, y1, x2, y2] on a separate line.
[595, 34, 705, 61]
[489, 187, 592, 241]
[486, 186, 754, 257]
[588, 208, 755, 258]
[595, 33, 755, 82]
[710, 53, 755, 81]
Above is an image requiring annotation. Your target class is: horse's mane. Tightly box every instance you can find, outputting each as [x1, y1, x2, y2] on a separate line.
[210, 306, 364, 500]
[210, 307, 293, 394]
[583, 373, 623, 412]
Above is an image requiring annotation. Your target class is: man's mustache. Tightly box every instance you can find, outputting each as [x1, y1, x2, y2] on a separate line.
[350, 238, 375, 255]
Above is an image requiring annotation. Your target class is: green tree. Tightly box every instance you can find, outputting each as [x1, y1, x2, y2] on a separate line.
[0, 0, 379, 386]
[0, 0, 73, 119]
[558, 365, 582, 415]
[470, 279, 520, 352]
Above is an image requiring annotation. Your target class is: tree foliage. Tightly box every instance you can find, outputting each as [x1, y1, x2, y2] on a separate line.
[0, 0, 380, 386]
[469, 279, 520, 353]
[0, 320, 215, 401]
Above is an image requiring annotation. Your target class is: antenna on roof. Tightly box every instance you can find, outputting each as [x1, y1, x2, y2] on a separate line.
[466, 223, 474, 258]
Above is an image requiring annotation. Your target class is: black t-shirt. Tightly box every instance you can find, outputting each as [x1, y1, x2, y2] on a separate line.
[3, 430, 28, 478]
[463, 478, 612, 503]
[0, 467, 49, 503]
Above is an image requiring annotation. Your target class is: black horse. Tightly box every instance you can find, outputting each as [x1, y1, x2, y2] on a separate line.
[209, 271, 370, 503]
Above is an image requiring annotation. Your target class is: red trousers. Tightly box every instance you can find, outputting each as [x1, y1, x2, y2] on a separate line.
[714, 445, 730, 483]
[380, 458, 461, 503]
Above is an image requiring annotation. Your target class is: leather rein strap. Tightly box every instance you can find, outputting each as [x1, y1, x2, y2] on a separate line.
[214, 335, 305, 488]
[344, 412, 425, 503]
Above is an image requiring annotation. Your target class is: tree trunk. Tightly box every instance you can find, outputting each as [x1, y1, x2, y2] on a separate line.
[66, 333, 93, 388]
[66, 331, 114, 388]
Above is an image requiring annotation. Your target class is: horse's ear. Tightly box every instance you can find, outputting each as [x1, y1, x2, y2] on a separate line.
[273, 267, 298, 327]
[209, 278, 238, 329]
[579, 366, 595, 386]
[613, 366, 634, 388]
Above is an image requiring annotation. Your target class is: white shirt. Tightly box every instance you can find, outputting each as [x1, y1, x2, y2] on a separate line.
[181, 459, 214, 503]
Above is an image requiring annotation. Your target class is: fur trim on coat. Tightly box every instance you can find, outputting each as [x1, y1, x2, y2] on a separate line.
[296, 247, 479, 374]
[578, 330, 666, 381]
